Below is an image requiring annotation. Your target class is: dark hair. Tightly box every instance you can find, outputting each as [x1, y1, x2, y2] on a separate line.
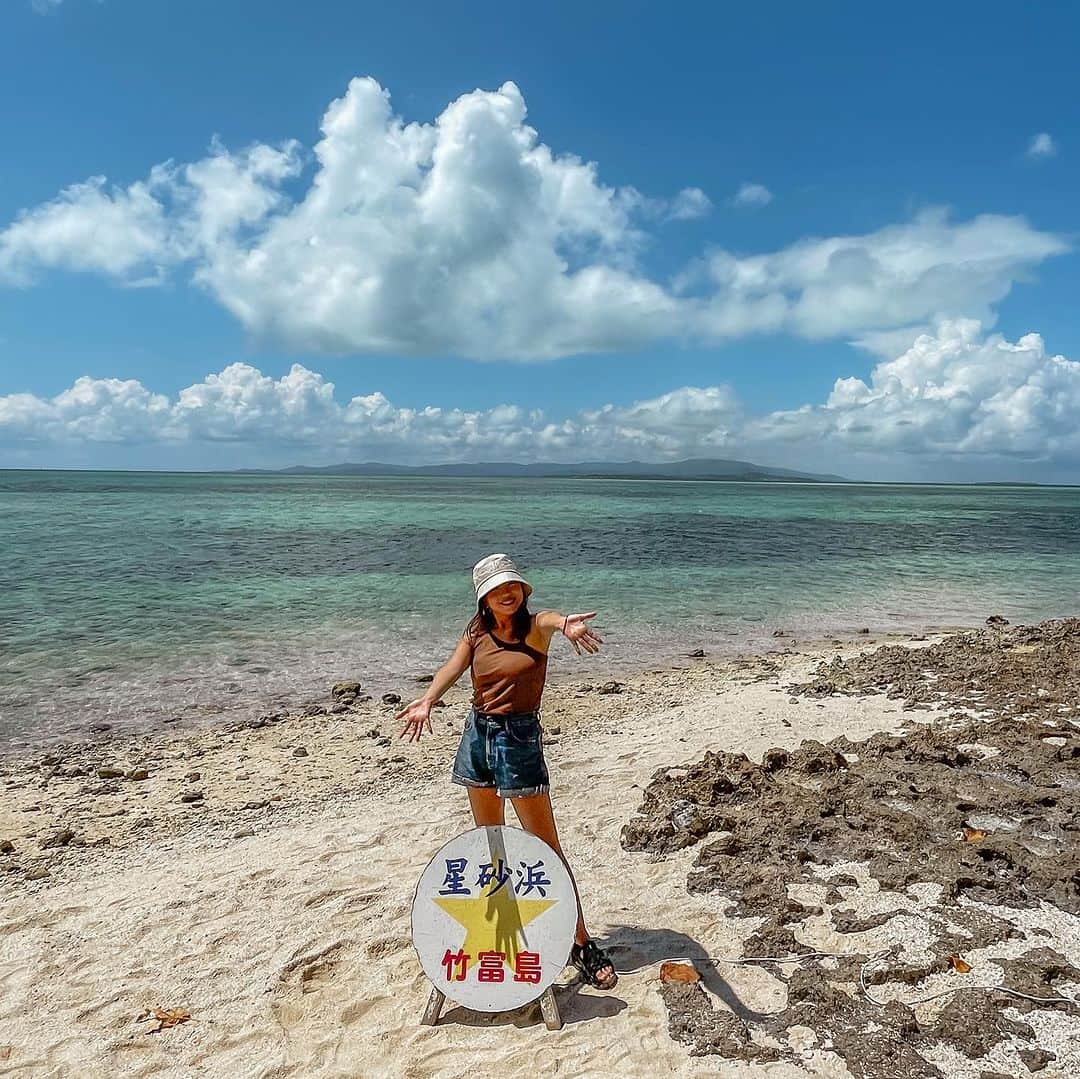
[467, 587, 532, 642]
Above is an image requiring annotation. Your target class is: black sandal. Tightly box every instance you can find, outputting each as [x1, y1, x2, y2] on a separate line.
[570, 939, 619, 990]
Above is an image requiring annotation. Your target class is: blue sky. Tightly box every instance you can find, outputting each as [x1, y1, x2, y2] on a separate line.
[1, 0, 1078, 479]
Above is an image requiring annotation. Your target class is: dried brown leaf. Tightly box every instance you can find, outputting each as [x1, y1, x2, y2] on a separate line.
[659, 961, 701, 984]
[962, 826, 988, 843]
[947, 954, 972, 974]
[154, 1008, 191, 1029]
[136, 1007, 192, 1032]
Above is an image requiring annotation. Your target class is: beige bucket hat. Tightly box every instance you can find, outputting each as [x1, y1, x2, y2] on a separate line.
[472, 553, 533, 601]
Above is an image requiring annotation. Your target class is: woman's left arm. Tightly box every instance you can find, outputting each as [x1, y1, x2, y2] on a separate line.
[536, 610, 604, 655]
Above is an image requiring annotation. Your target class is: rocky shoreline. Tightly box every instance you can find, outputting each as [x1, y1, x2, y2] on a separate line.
[623, 618, 1080, 1078]
[0, 639, 802, 889]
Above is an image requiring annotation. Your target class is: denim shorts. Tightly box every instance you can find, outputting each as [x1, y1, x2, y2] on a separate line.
[451, 708, 550, 798]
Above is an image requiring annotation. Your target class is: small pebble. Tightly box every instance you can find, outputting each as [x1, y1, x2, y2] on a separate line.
[41, 828, 75, 848]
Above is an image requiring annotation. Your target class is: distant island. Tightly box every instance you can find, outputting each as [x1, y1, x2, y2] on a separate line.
[240, 457, 848, 482]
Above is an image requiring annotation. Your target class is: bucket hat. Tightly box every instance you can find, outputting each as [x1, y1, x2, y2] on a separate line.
[472, 553, 532, 601]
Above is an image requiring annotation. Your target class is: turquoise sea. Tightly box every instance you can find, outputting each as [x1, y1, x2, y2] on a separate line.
[2, 470, 1079, 750]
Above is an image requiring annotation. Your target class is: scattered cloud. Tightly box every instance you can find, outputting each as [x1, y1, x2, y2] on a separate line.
[731, 182, 773, 208]
[4, 323, 1077, 472]
[0, 79, 1068, 359]
[31, 0, 63, 14]
[694, 208, 1065, 342]
[667, 187, 713, 220]
[1026, 132, 1057, 159]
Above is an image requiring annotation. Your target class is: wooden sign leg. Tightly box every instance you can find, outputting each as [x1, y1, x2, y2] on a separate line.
[538, 987, 562, 1031]
[420, 985, 446, 1026]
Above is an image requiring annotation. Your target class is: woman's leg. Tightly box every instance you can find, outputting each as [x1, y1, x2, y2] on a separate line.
[511, 792, 588, 942]
[511, 793, 616, 988]
[505, 794, 583, 946]
[467, 786, 506, 826]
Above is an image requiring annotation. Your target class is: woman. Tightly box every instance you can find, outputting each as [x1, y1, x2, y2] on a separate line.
[396, 552, 618, 991]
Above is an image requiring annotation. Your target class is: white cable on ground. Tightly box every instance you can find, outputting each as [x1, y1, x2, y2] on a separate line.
[857, 948, 1079, 1009]
[712, 950, 852, 965]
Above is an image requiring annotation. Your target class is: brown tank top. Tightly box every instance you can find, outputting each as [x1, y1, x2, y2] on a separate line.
[466, 622, 548, 715]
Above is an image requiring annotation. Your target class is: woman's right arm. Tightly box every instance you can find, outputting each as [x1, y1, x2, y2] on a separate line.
[396, 636, 472, 742]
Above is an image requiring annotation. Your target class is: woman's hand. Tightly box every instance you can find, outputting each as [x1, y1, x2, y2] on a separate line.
[562, 612, 604, 655]
[396, 697, 434, 743]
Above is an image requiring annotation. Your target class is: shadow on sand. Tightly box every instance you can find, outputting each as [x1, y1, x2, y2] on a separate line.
[440, 979, 627, 1028]
[602, 923, 773, 1024]
[439, 924, 771, 1029]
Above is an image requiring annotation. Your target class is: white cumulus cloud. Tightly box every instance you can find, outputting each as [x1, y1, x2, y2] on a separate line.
[171, 362, 339, 444]
[0, 375, 171, 444]
[0, 365, 741, 463]
[0, 142, 302, 287]
[3, 323, 1078, 474]
[0, 170, 176, 285]
[0, 79, 1068, 359]
[746, 320, 1080, 462]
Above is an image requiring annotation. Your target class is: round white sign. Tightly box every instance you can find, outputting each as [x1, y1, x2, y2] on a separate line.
[411, 826, 578, 1012]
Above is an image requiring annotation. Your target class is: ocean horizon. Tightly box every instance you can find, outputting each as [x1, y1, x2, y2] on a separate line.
[3, 469, 1079, 751]
[5, 465, 1079, 487]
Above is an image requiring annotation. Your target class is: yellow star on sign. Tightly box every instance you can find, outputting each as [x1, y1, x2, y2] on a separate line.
[434, 885, 557, 967]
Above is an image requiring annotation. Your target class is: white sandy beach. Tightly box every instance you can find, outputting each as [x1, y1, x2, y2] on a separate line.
[1, 635, 1077, 1079]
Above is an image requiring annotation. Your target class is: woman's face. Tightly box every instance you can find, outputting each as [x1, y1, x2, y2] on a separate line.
[484, 581, 524, 616]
